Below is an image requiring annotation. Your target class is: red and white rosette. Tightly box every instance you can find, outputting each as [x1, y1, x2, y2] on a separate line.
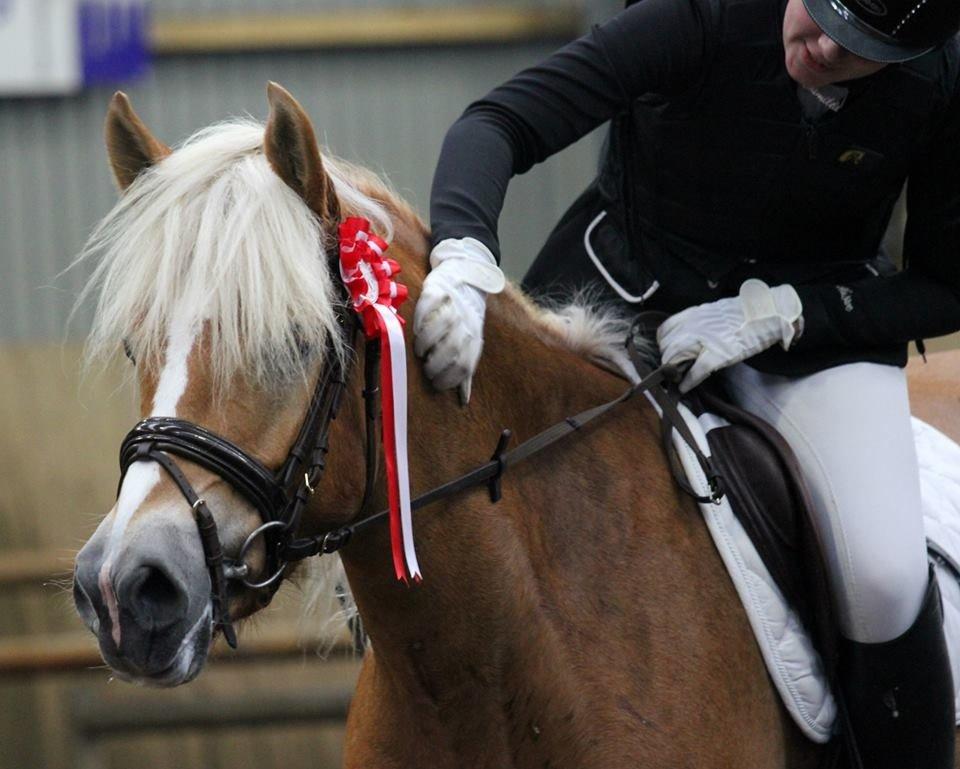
[339, 218, 421, 583]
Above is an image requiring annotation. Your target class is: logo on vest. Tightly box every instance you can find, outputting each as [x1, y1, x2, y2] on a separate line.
[837, 286, 855, 312]
[855, 0, 888, 16]
[837, 149, 867, 166]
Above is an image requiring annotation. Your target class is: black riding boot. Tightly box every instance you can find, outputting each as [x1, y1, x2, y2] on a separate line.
[840, 569, 956, 769]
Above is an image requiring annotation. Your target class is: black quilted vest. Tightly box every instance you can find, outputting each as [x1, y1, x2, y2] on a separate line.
[597, 0, 957, 287]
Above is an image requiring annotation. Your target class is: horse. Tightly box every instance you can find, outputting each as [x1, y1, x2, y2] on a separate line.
[71, 83, 960, 768]
[908, 352, 960, 445]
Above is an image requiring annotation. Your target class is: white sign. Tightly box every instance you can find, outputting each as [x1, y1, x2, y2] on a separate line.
[0, 0, 82, 96]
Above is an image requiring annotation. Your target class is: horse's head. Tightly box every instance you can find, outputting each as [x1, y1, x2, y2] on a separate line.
[72, 84, 397, 686]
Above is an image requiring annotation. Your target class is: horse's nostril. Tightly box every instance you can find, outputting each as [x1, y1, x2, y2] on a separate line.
[140, 568, 178, 608]
[73, 572, 100, 633]
[121, 565, 187, 630]
[73, 576, 89, 611]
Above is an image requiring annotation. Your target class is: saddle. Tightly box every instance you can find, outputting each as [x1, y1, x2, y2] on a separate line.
[626, 332, 840, 670]
[683, 381, 840, 683]
[624, 328, 841, 741]
[630, 337, 960, 756]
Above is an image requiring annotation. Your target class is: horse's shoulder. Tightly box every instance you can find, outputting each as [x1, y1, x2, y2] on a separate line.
[907, 351, 960, 444]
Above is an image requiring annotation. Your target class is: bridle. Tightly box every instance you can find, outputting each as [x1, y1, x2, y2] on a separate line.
[118, 320, 361, 648]
[117, 234, 374, 648]
[116, 239, 724, 649]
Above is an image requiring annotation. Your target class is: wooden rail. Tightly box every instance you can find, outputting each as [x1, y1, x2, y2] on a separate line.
[0, 631, 355, 677]
[151, 6, 583, 54]
[0, 549, 361, 676]
[72, 688, 352, 736]
[0, 548, 75, 588]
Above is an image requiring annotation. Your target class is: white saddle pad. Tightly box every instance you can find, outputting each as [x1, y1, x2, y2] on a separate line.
[915, 419, 960, 723]
[651, 393, 960, 744]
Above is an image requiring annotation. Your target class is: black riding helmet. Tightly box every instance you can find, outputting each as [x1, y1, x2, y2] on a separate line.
[802, 0, 960, 62]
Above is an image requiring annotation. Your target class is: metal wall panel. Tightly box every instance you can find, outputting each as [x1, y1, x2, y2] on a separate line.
[151, 0, 585, 16]
[0, 42, 606, 341]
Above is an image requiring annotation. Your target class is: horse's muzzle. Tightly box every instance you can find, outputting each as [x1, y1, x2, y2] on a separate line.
[73, 518, 215, 685]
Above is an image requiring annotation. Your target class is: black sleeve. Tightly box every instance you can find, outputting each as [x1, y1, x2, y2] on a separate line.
[429, 0, 715, 262]
[793, 96, 960, 351]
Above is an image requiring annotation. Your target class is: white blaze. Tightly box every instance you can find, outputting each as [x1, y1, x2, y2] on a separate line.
[99, 313, 199, 647]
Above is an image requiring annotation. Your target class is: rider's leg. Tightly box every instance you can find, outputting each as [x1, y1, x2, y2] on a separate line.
[719, 361, 954, 769]
[721, 361, 925, 641]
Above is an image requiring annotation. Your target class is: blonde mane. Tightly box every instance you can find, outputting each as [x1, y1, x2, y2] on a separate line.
[72, 120, 397, 390]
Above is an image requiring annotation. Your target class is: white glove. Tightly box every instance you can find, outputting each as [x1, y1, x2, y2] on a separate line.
[657, 279, 803, 393]
[413, 237, 505, 404]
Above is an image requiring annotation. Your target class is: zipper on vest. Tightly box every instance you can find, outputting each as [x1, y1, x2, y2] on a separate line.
[804, 121, 819, 160]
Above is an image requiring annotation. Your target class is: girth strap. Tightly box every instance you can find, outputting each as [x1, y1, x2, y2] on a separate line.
[628, 350, 725, 505]
[358, 340, 382, 515]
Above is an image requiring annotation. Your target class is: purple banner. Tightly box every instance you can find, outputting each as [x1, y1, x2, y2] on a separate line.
[80, 1, 150, 86]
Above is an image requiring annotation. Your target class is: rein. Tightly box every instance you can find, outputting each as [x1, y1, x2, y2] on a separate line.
[284, 343, 723, 563]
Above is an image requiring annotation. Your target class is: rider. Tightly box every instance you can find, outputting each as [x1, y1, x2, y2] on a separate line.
[413, 0, 960, 765]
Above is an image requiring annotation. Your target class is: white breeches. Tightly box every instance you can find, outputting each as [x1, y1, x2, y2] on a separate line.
[720, 361, 929, 644]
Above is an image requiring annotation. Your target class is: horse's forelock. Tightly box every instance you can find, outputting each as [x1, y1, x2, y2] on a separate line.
[72, 120, 397, 393]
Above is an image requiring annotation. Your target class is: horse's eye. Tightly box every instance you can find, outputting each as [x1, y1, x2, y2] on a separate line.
[122, 339, 137, 365]
[293, 329, 312, 360]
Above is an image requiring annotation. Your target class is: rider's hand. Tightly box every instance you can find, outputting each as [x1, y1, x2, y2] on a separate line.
[657, 279, 803, 393]
[413, 238, 505, 404]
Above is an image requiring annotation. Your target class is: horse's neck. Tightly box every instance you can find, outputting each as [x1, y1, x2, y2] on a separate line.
[341, 284, 626, 591]
[338, 283, 645, 741]
[335, 231, 815, 767]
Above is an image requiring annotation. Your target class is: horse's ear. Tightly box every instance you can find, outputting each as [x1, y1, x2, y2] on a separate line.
[104, 92, 171, 191]
[264, 82, 341, 227]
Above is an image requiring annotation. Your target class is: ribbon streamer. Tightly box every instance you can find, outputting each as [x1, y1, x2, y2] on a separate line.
[339, 218, 421, 583]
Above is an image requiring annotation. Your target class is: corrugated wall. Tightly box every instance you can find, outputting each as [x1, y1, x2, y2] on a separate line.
[0, 41, 606, 342]
[150, 0, 581, 15]
[0, 12, 614, 768]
